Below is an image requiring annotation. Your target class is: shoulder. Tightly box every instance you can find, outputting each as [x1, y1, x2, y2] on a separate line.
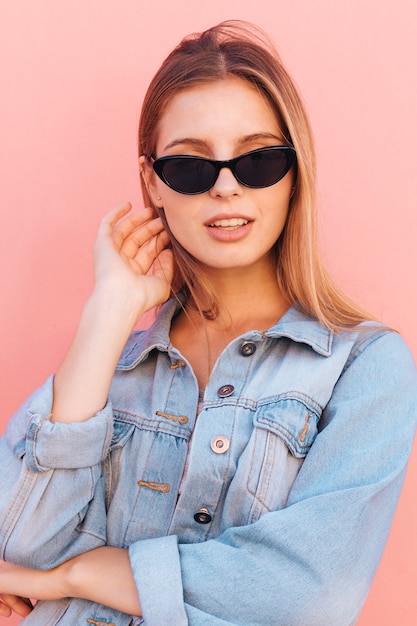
[328, 328, 417, 429]
[339, 325, 416, 376]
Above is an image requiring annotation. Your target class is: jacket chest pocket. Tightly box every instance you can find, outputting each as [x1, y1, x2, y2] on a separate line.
[245, 395, 320, 523]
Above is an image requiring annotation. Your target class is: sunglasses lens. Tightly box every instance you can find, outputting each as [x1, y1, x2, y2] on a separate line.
[159, 158, 217, 194]
[235, 148, 293, 188]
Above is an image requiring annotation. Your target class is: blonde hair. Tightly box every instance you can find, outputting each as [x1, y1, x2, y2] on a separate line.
[138, 20, 375, 331]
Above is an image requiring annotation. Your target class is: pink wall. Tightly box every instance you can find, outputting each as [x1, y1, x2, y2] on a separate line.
[1, 1, 416, 623]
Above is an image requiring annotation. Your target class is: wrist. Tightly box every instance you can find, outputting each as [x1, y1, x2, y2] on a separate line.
[87, 284, 147, 331]
[51, 288, 142, 423]
[57, 548, 141, 616]
[58, 556, 84, 600]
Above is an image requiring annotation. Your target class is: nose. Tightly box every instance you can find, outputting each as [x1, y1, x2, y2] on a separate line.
[209, 166, 243, 198]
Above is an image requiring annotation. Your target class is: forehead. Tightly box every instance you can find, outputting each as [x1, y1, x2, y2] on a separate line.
[156, 78, 283, 153]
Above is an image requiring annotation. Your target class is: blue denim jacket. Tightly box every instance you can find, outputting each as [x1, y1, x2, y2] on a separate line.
[1, 301, 416, 625]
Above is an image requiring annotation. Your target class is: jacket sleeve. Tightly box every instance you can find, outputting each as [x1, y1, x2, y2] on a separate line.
[0, 375, 114, 568]
[128, 331, 417, 626]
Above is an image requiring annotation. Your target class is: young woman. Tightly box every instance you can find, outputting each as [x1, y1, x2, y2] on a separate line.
[0, 20, 416, 626]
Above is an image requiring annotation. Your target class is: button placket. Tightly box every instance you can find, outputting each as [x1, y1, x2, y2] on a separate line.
[174, 341, 255, 536]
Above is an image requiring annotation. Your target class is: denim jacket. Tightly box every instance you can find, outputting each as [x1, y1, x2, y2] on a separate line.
[1, 301, 416, 625]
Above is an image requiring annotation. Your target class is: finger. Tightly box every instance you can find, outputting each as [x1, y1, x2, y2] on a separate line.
[130, 230, 171, 273]
[112, 207, 157, 248]
[151, 248, 174, 284]
[103, 202, 133, 226]
[97, 202, 133, 241]
[0, 594, 33, 617]
[120, 218, 168, 259]
[0, 600, 11, 617]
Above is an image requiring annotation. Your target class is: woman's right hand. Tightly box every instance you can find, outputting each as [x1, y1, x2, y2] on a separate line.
[94, 203, 174, 321]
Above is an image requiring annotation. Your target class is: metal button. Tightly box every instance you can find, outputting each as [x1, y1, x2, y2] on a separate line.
[239, 340, 256, 356]
[194, 508, 212, 524]
[211, 436, 230, 454]
[217, 384, 234, 397]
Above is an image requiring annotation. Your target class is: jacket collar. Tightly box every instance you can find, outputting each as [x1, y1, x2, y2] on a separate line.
[117, 300, 175, 370]
[117, 299, 334, 371]
[264, 305, 333, 356]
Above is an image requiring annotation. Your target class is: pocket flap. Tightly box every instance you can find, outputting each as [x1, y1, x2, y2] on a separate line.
[254, 394, 321, 458]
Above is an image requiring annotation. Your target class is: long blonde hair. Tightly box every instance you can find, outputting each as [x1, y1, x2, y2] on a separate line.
[138, 20, 375, 331]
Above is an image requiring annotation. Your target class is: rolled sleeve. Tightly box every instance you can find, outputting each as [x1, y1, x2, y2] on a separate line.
[4, 375, 114, 471]
[129, 535, 188, 626]
[25, 407, 114, 471]
[0, 375, 112, 567]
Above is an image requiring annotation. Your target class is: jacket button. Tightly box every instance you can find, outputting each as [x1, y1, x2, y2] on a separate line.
[239, 340, 256, 356]
[211, 436, 230, 454]
[217, 384, 234, 397]
[194, 508, 212, 524]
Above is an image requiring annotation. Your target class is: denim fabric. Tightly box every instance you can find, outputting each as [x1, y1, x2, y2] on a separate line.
[0, 300, 416, 625]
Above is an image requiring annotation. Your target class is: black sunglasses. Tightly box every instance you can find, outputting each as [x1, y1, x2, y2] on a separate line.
[151, 145, 296, 195]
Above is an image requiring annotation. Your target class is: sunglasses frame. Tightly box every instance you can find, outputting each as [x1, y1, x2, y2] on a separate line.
[151, 145, 297, 195]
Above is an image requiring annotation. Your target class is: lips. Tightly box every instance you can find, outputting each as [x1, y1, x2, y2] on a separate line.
[205, 215, 253, 243]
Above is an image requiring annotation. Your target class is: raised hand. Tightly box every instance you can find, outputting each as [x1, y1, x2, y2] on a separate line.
[94, 203, 174, 319]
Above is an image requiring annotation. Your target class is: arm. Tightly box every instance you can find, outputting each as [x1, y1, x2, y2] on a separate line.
[52, 202, 173, 423]
[0, 548, 141, 618]
[0, 204, 173, 569]
[168, 331, 416, 625]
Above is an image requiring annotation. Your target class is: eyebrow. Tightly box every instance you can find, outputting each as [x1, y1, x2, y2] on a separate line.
[161, 132, 285, 152]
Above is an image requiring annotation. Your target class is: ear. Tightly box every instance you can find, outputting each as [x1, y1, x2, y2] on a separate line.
[139, 155, 163, 208]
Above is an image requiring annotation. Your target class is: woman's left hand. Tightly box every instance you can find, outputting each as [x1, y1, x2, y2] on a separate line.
[0, 593, 33, 618]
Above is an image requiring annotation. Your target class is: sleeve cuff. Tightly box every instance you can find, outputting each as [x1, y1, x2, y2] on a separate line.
[13, 376, 115, 471]
[129, 535, 188, 626]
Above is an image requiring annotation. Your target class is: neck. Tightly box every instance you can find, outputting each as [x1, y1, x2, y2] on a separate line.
[170, 263, 290, 390]
[170, 260, 290, 389]
[186, 260, 290, 332]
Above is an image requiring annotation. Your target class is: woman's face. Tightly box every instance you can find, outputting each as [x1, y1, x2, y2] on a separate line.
[145, 78, 294, 277]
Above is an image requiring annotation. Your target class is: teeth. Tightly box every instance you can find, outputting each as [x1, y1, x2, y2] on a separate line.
[210, 218, 249, 227]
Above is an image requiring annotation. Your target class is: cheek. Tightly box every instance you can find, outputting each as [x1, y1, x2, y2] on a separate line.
[261, 190, 291, 227]
[161, 202, 194, 247]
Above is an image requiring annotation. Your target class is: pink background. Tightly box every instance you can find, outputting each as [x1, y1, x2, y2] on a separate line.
[1, 1, 416, 623]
